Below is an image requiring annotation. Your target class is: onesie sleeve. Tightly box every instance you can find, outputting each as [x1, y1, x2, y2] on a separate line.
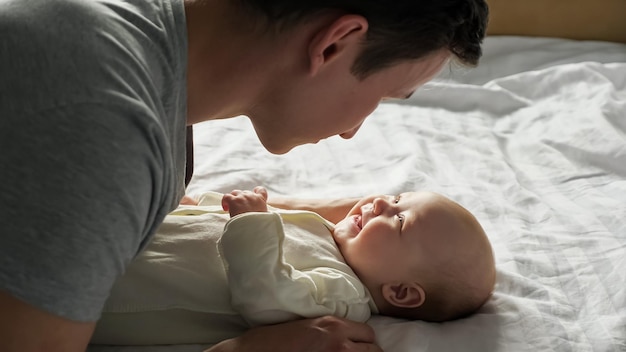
[218, 213, 371, 326]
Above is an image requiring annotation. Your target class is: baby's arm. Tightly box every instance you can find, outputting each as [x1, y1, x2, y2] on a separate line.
[218, 214, 370, 326]
[222, 186, 268, 217]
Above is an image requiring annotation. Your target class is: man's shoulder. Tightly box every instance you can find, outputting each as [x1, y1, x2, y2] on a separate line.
[1, 0, 110, 30]
[1, 0, 175, 51]
[0, 0, 186, 115]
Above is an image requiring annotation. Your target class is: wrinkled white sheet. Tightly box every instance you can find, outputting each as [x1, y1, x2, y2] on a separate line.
[89, 37, 626, 352]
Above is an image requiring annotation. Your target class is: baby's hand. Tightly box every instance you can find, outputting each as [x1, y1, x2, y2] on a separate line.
[222, 186, 269, 217]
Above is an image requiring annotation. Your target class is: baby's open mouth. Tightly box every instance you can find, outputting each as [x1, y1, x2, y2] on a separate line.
[355, 215, 363, 229]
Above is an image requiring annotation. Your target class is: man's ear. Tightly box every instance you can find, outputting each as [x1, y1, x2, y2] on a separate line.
[382, 282, 426, 309]
[308, 15, 368, 77]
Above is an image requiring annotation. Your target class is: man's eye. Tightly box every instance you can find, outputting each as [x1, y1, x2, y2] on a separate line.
[397, 214, 404, 223]
[394, 195, 401, 204]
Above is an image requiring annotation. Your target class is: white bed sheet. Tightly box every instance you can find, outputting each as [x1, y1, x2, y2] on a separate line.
[89, 36, 626, 352]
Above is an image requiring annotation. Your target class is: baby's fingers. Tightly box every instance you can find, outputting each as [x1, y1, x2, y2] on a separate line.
[221, 195, 230, 211]
[253, 186, 268, 201]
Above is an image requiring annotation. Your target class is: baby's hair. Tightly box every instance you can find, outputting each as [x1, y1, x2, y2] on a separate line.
[382, 199, 495, 322]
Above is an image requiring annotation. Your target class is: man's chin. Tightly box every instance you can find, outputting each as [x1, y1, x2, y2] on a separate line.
[258, 134, 324, 155]
[259, 139, 294, 155]
[257, 134, 309, 155]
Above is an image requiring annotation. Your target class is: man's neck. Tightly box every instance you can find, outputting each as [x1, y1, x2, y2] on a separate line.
[183, 0, 282, 124]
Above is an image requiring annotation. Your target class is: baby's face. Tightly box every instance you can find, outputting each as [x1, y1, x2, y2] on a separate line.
[333, 191, 487, 288]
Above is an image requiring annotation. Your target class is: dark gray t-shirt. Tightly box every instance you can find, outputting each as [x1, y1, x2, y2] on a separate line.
[0, 0, 188, 322]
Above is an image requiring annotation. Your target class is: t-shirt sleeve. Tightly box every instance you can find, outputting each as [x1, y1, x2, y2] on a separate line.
[0, 0, 187, 322]
[0, 103, 174, 322]
[218, 213, 371, 326]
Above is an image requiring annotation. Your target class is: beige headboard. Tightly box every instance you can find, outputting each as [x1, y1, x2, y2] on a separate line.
[486, 0, 626, 43]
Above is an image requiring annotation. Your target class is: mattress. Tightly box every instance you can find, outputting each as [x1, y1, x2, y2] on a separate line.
[89, 36, 626, 352]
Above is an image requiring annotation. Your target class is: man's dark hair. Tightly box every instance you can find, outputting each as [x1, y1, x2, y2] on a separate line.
[236, 0, 489, 78]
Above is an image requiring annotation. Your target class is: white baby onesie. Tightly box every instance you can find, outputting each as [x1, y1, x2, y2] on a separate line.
[92, 192, 376, 345]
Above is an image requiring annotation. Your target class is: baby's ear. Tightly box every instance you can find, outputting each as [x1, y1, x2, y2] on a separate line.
[381, 282, 425, 308]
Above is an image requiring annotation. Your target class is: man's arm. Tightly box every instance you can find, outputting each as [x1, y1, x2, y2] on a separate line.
[267, 197, 360, 224]
[0, 290, 95, 352]
[205, 316, 383, 352]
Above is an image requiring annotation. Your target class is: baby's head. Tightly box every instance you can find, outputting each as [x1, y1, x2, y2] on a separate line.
[332, 191, 495, 322]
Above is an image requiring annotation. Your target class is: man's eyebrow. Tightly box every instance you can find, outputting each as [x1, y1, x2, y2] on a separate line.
[404, 90, 415, 100]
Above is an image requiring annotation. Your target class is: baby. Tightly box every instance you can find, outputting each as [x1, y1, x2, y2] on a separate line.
[92, 188, 495, 345]
[223, 187, 496, 322]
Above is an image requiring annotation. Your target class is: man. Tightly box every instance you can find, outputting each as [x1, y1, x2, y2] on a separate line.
[0, 0, 488, 351]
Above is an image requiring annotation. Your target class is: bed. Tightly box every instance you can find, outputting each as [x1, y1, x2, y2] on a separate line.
[89, 21, 626, 352]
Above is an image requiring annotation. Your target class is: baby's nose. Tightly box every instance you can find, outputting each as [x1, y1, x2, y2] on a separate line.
[371, 197, 390, 215]
[361, 203, 374, 215]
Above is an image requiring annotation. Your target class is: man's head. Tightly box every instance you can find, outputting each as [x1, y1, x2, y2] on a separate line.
[235, 0, 489, 77]
[236, 1, 487, 154]
[185, 0, 488, 154]
[333, 191, 496, 322]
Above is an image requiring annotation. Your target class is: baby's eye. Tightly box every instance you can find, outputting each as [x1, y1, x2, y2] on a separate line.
[397, 214, 404, 234]
[394, 195, 401, 204]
